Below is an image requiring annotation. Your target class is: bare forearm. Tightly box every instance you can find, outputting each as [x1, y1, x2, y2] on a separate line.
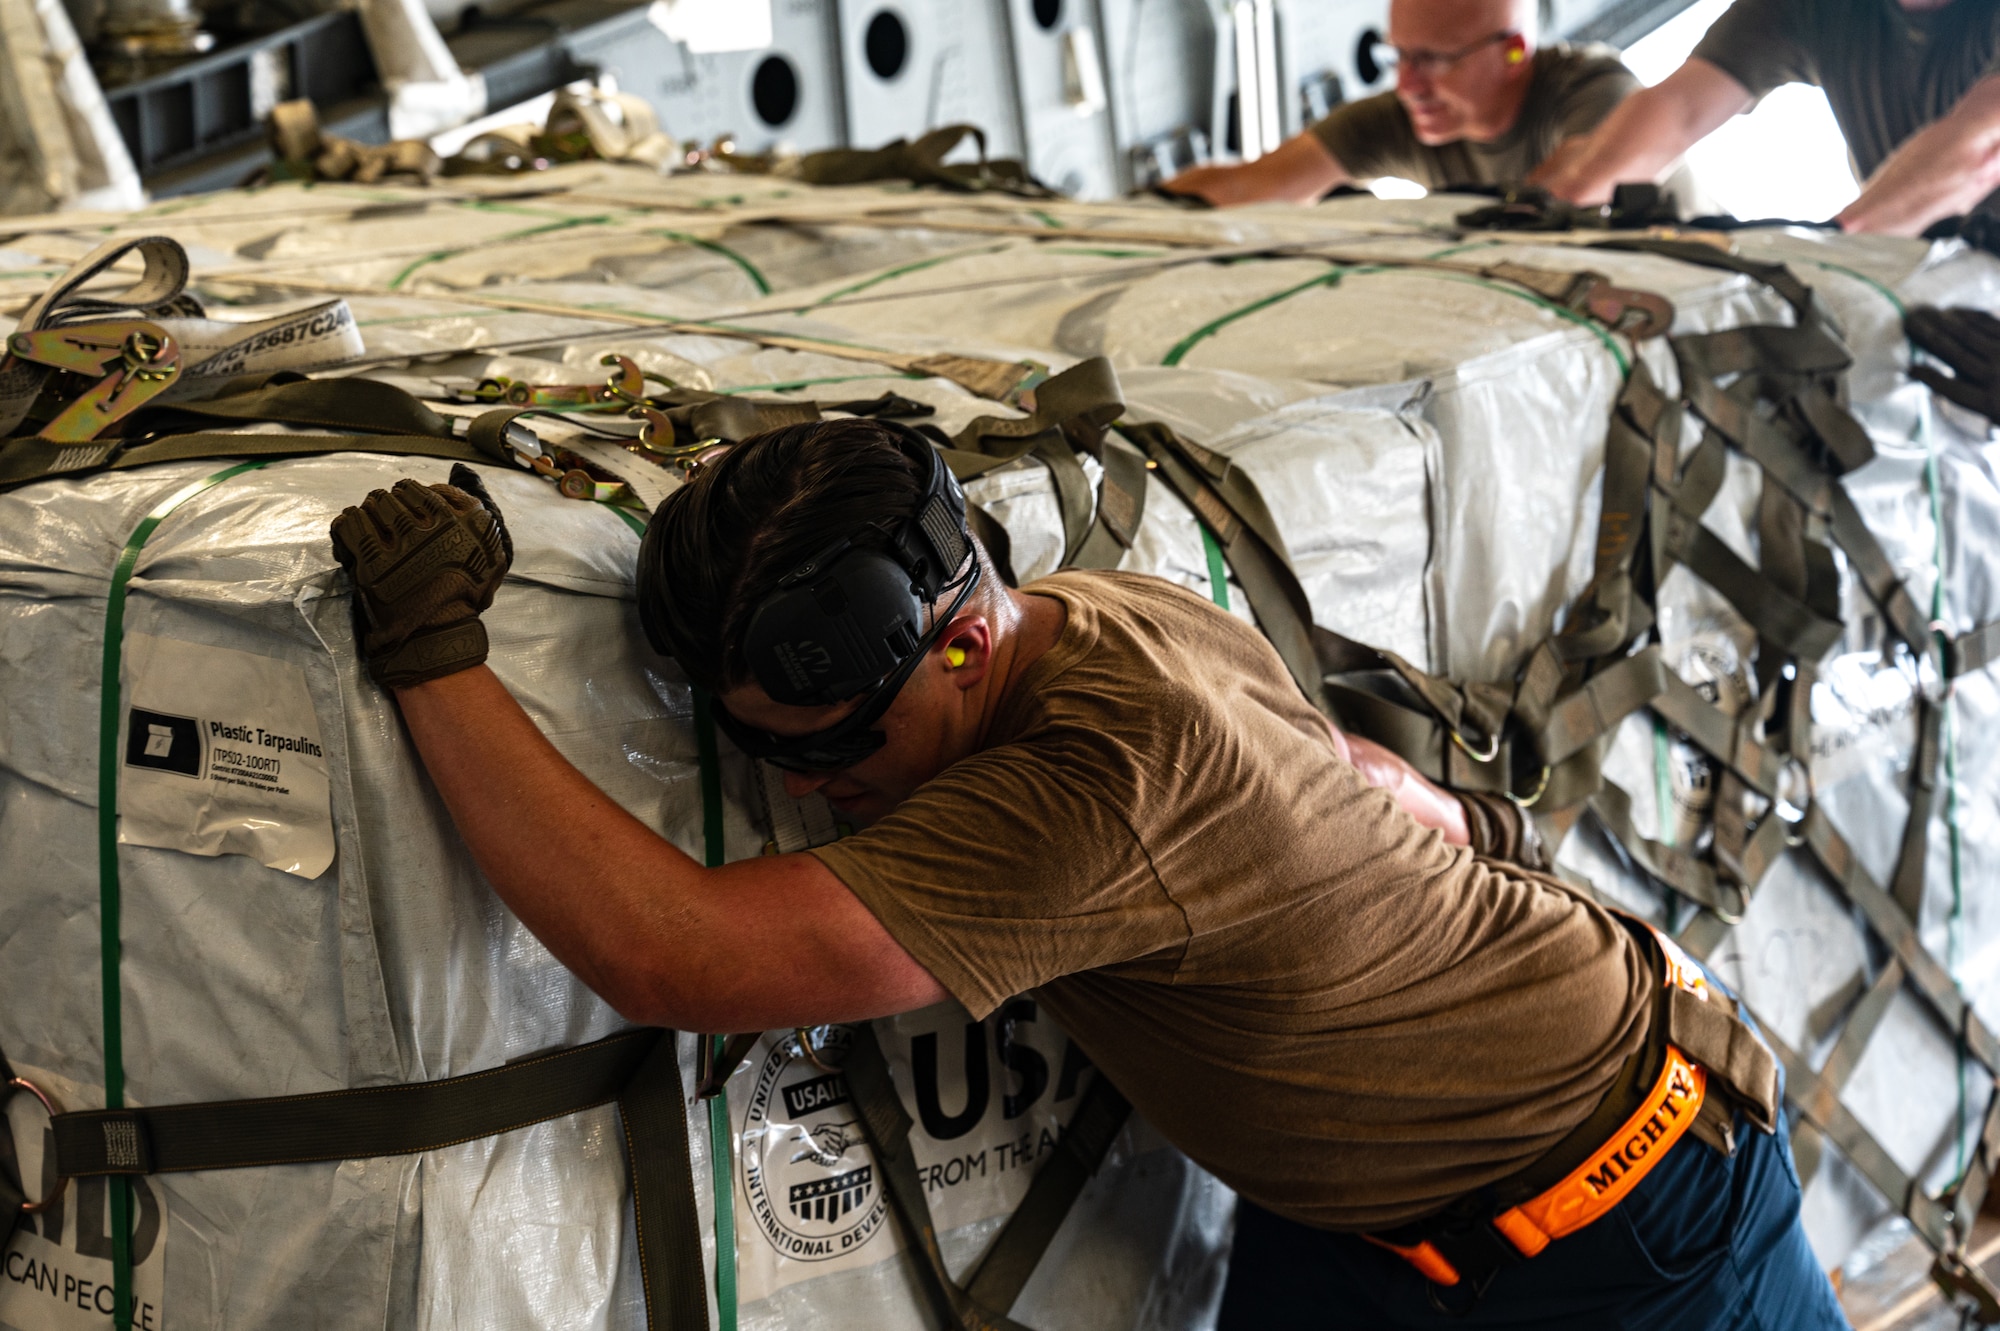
[1532, 60, 1751, 205]
[1341, 733, 1470, 845]
[392, 667, 942, 1029]
[1162, 132, 1346, 207]
[1840, 75, 2000, 235]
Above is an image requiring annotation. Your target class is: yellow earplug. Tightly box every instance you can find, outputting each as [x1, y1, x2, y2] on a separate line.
[945, 646, 968, 669]
[1506, 45, 1525, 63]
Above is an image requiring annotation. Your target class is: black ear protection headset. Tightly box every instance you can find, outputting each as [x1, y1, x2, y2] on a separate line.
[641, 422, 981, 773]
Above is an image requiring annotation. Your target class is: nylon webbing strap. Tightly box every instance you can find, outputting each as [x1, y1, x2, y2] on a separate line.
[53, 1030, 656, 1174]
[842, 1024, 1129, 1331]
[1948, 619, 2000, 679]
[1766, 1025, 1959, 1253]
[964, 1073, 1132, 1312]
[97, 462, 270, 1327]
[44, 1028, 711, 1331]
[1789, 960, 1905, 1189]
[1120, 420, 1329, 712]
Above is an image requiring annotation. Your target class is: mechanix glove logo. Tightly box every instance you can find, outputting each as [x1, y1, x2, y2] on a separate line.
[329, 466, 513, 689]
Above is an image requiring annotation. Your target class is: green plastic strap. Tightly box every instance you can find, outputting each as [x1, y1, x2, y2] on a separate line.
[1200, 524, 1231, 611]
[689, 689, 735, 1331]
[807, 245, 1005, 308]
[608, 500, 736, 1325]
[653, 231, 772, 296]
[99, 461, 267, 1328]
[390, 214, 618, 289]
[1163, 266, 1350, 367]
[1159, 261, 1630, 376]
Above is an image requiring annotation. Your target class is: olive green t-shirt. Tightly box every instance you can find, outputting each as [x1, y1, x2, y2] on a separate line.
[1309, 43, 1635, 190]
[1693, 0, 2000, 181]
[809, 570, 1653, 1232]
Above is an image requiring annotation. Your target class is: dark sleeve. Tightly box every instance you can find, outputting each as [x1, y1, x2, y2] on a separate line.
[807, 739, 1188, 1020]
[1690, 0, 1819, 98]
[1308, 91, 1423, 182]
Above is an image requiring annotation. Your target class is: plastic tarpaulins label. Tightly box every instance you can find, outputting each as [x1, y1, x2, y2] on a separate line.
[1, 1066, 166, 1331]
[116, 634, 334, 879]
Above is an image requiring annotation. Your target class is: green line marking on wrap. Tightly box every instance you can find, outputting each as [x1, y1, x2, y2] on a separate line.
[619, 498, 735, 1327]
[605, 504, 649, 539]
[1200, 525, 1231, 611]
[653, 230, 772, 295]
[1163, 265, 1357, 367]
[99, 461, 268, 1329]
[1160, 258, 1631, 376]
[806, 245, 1006, 309]
[388, 214, 617, 289]
[690, 690, 737, 1330]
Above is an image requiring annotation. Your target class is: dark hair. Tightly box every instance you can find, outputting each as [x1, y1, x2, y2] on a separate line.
[637, 416, 927, 693]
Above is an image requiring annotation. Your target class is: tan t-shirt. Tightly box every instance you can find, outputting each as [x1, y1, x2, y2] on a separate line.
[1311, 44, 1635, 190]
[810, 571, 1653, 1232]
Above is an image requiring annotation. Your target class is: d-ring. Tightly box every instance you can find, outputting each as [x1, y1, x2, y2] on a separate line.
[1448, 725, 1502, 765]
[7, 1076, 67, 1213]
[1506, 764, 1553, 809]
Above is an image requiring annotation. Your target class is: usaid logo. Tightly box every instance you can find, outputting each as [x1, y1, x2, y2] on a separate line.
[741, 1027, 889, 1262]
[124, 708, 201, 778]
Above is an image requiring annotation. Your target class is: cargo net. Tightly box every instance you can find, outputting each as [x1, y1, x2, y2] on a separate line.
[5, 174, 2000, 1325]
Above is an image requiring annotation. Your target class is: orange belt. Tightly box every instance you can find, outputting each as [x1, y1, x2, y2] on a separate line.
[1370, 927, 1713, 1288]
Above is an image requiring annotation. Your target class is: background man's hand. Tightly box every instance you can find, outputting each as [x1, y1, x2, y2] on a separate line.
[330, 464, 513, 689]
[1908, 305, 2000, 424]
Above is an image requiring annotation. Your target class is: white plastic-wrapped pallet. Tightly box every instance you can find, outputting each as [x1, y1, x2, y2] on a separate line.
[0, 454, 1230, 1331]
[8, 176, 2000, 1300]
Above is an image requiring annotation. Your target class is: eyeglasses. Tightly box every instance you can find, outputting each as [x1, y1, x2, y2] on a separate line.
[1373, 30, 1519, 78]
[709, 556, 983, 774]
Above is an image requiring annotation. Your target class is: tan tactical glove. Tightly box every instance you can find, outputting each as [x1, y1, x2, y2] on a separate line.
[1458, 791, 1552, 872]
[330, 464, 512, 689]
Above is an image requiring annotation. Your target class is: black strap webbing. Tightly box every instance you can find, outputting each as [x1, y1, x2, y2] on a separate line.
[47, 1029, 708, 1331]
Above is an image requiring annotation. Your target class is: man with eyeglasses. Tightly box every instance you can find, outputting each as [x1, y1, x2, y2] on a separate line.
[1531, 0, 2000, 235]
[330, 417, 1844, 1328]
[1161, 0, 1690, 209]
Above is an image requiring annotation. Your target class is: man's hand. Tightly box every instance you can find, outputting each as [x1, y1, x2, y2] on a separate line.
[1908, 305, 2000, 423]
[330, 464, 512, 688]
[1159, 133, 1348, 208]
[1838, 74, 2000, 236]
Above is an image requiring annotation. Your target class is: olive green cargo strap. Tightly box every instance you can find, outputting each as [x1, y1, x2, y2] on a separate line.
[936, 358, 1133, 568]
[787, 124, 1053, 199]
[1789, 959, 1906, 1190]
[841, 1024, 1132, 1331]
[42, 1029, 711, 1331]
[1114, 419, 1333, 713]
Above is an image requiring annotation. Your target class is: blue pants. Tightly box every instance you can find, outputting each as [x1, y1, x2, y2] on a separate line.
[1216, 1105, 1849, 1330]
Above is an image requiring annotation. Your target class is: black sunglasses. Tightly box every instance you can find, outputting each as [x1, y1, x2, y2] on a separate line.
[710, 558, 982, 774]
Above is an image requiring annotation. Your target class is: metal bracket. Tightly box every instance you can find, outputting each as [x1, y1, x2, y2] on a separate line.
[4, 320, 182, 442]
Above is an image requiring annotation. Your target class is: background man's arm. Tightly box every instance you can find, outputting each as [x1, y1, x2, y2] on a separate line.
[1160, 131, 1349, 207]
[394, 665, 949, 1031]
[1531, 58, 1753, 205]
[1838, 74, 2000, 235]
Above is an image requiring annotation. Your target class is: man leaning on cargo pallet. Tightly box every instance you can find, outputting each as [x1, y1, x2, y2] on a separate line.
[1532, 0, 2000, 234]
[330, 420, 1847, 1330]
[1160, 0, 1689, 209]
